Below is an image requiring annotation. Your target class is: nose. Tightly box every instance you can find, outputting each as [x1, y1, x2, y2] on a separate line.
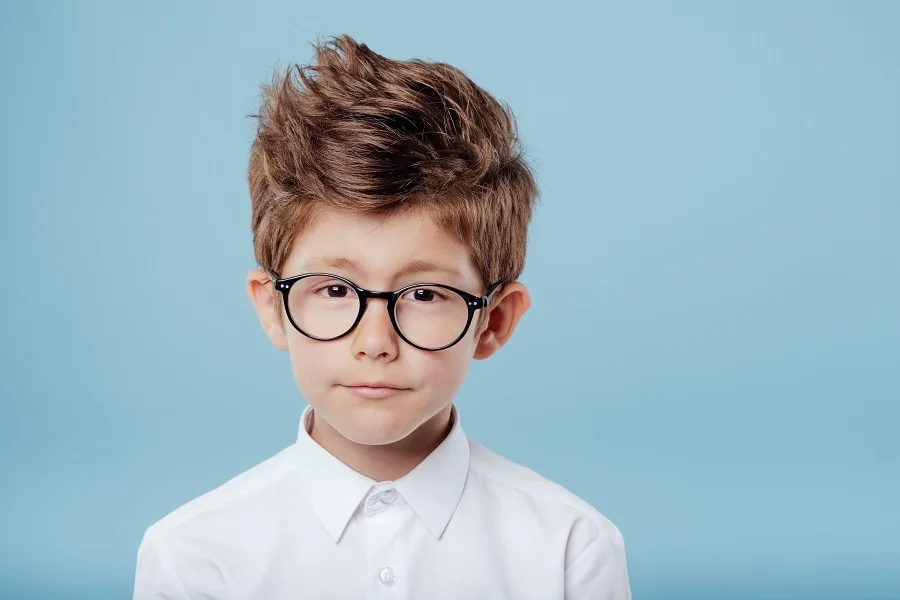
[349, 297, 400, 361]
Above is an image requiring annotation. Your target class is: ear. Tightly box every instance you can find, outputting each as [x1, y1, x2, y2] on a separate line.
[473, 281, 531, 360]
[247, 268, 288, 351]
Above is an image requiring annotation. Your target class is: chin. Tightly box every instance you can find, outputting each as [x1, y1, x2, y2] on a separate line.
[336, 419, 417, 446]
[324, 402, 418, 445]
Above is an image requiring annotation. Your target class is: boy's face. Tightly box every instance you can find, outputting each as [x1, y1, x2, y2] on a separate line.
[247, 208, 530, 448]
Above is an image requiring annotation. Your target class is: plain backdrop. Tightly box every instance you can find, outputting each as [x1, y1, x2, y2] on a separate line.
[1, 2, 898, 599]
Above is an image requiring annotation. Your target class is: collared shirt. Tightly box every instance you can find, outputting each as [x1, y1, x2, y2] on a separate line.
[134, 405, 631, 600]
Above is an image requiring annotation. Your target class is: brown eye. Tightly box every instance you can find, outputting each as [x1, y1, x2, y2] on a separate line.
[327, 285, 348, 298]
[413, 288, 436, 301]
[316, 284, 350, 298]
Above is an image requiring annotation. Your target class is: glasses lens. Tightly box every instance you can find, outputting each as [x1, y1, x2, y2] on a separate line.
[287, 275, 360, 339]
[395, 285, 470, 350]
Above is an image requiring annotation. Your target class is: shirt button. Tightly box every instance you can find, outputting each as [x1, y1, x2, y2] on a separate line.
[380, 489, 398, 504]
[379, 566, 398, 587]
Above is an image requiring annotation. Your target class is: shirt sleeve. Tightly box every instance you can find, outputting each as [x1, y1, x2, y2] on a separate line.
[564, 520, 632, 600]
[133, 529, 190, 600]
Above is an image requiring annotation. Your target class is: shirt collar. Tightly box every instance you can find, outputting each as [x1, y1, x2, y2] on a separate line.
[292, 404, 470, 543]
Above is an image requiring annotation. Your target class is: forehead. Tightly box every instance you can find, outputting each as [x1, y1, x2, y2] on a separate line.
[284, 208, 478, 283]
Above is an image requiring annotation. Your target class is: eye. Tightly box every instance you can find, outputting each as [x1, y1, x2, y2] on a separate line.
[402, 287, 449, 302]
[414, 288, 435, 301]
[317, 284, 351, 298]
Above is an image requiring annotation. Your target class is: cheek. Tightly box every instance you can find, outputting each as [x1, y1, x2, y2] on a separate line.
[285, 331, 336, 394]
[413, 345, 474, 397]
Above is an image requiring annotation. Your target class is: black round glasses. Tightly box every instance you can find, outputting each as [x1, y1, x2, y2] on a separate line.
[269, 271, 503, 351]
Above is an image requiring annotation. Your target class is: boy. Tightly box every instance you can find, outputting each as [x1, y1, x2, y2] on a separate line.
[134, 35, 631, 599]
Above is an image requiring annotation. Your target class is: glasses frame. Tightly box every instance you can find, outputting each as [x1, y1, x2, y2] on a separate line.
[269, 271, 503, 351]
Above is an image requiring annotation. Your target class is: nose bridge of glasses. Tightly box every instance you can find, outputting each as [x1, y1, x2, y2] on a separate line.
[356, 289, 399, 322]
[360, 289, 397, 302]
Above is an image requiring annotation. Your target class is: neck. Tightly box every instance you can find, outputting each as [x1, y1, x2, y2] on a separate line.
[309, 405, 454, 482]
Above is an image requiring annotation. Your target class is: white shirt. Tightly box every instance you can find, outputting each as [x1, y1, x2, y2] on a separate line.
[134, 405, 631, 600]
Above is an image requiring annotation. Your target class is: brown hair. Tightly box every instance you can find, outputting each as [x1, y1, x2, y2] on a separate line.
[248, 35, 538, 290]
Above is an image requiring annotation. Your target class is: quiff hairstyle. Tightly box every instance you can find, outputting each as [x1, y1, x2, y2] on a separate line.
[248, 35, 538, 290]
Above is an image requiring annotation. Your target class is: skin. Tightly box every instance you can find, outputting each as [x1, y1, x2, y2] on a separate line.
[247, 208, 530, 482]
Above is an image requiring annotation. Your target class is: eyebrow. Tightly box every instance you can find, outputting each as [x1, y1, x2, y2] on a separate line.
[309, 256, 463, 280]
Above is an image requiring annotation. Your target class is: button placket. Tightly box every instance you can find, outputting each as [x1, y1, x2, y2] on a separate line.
[362, 486, 409, 597]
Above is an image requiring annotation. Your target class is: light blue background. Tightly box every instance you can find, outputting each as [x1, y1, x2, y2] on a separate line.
[1, 2, 898, 599]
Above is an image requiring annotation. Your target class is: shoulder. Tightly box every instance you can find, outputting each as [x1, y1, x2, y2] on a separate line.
[134, 444, 302, 598]
[468, 439, 627, 565]
[140, 443, 298, 548]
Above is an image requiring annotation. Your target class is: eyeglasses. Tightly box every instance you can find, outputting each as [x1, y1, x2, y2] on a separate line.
[269, 271, 503, 351]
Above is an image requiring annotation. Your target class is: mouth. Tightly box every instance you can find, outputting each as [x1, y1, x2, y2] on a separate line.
[340, 382, 410, 400]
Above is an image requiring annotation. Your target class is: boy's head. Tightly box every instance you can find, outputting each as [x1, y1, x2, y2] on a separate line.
[246, 35, 537, 449]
